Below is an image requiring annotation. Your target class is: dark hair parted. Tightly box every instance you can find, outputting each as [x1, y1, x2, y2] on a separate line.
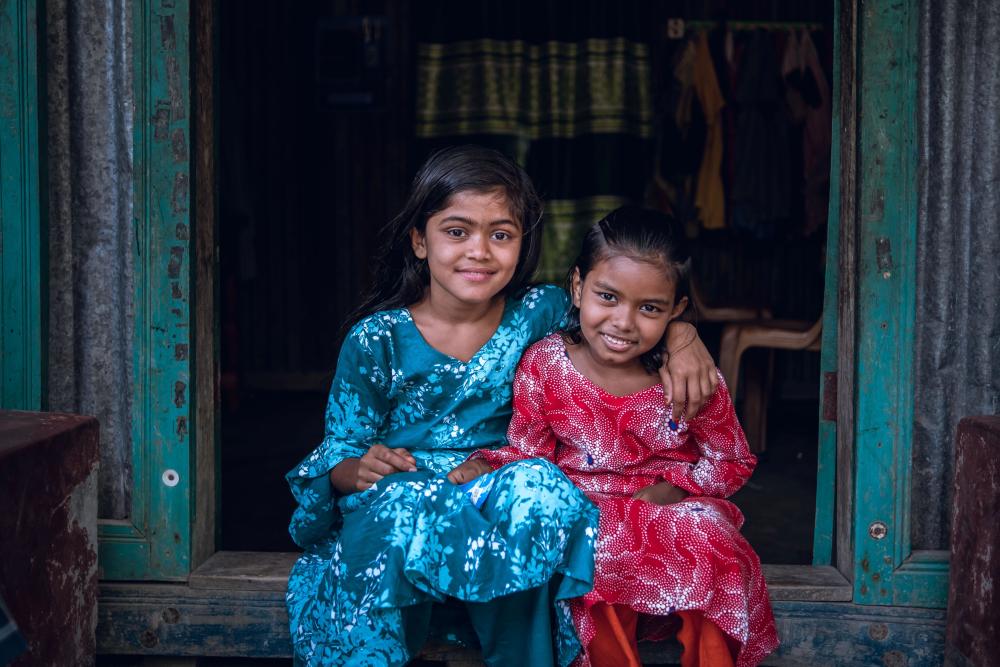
[562, 205, 692, 374]
[346, 145, 544, 329]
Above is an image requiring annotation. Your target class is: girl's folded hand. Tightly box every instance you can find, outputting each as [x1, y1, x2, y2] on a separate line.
[447, 458, 494, 485]
[632, 481, 688, 506]
[356, 444, 418, 490]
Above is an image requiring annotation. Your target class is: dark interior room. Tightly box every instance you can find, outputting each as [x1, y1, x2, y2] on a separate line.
[216, 0, 834, 571]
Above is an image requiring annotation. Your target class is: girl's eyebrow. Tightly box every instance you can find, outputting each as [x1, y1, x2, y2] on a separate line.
[436, 215, 517, 226]
[592, 280, 620, 293]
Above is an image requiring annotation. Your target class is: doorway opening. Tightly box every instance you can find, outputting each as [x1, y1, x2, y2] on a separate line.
[216, 0, 835, 567]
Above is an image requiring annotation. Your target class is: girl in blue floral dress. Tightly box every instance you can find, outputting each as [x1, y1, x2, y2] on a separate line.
[285, 145, 717, 667]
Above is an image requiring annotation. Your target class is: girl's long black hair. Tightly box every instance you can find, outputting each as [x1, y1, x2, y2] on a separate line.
[562, 205, 692, 374]
[345, 145, 544, 331]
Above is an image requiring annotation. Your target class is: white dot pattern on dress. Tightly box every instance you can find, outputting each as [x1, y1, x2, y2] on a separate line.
[473, 335, 779, 667]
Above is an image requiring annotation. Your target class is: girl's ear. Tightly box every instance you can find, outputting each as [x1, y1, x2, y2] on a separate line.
[571, 268, 583, 307]
[410, 227, 428, 259]
[669, 296, 689, 321]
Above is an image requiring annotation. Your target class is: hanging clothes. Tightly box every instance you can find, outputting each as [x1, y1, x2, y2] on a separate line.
[781, 28, 831, 237]
[650, 37, 705, 229]
[692, 31, 727, 230]
[799, 29, 832, 236]
[731, 30, 793, 240]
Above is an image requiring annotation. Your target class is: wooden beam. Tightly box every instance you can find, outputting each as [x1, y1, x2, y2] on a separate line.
[97, 577, 944, 664]
[185, 551, 854, 601]
[190, 0, 219, 573]
[833, 0, 859, 585]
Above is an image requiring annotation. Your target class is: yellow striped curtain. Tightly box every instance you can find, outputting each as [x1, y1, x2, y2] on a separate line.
[415, 3, 654, 283]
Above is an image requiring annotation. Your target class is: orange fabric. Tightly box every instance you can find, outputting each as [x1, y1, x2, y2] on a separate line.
[587, 603, 641, 667]
[676, 610, 738, 667]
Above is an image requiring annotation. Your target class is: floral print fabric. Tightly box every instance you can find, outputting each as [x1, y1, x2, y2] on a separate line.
[285, 286, 598, 667]
[473, 334, 779, 667]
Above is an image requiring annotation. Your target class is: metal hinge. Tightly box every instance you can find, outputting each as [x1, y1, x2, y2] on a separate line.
[822, 371, 838, 422]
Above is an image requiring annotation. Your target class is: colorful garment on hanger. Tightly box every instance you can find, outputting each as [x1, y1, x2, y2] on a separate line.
[692, 32, 727, 230]
[732, 30, 793, 240]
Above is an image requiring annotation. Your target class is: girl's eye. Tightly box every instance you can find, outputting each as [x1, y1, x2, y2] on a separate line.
[639, 304, 663, 313]
[597, 292, 616, 302]
[491, 231, 511, 241]
[446, 228, 467, 238]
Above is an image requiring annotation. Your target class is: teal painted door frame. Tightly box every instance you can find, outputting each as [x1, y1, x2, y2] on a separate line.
[98, 0, 194, 580]
[813, 0, 846, 569]
[4, 0, 946, 599]
[0, 0, 44, 411]
[850, 0, 947, 608]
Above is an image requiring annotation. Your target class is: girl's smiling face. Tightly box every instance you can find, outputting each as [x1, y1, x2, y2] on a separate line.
[571, 254, 688, 371]
[410, 189, 522, 309]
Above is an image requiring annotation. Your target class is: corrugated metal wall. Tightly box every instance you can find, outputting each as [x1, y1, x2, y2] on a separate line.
[45, 0, 134, 520]
[913, 0, 1000, 550]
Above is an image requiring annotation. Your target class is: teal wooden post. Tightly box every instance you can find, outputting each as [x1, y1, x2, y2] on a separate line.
[852, 0, 947, 607]
[98, 0, 193, 580]
[0, 0, 44, 411]
[813, 0, 844, 568]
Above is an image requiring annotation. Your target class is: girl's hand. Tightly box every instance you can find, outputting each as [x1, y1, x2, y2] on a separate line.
[447, 458, 493, 485]
[358, 444, 417, 489]
[633, 481, 689, 506]
[336, 444, 417, 493]
[661, 321, 718, 421]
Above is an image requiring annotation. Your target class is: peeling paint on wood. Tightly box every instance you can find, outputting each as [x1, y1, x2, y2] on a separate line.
[0, 411, 99, 667]
[99, 0, 194, 581]
[852, 0, 948, 608]
[945, 417, 1000, 665]
[96, 582, 945, 665]
[172, 172, 189, 212]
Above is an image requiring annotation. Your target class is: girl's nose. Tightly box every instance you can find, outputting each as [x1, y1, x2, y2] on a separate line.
[467, 234, 491, 259]
[611, 308, 636, 332]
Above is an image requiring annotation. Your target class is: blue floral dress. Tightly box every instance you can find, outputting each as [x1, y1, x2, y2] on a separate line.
[286, 285, 598, 667]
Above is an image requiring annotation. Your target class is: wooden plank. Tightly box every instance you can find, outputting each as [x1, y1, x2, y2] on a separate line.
[191, 0, 219, 572]
[0, 410, 96, 459]
[762, 565, 852, 602]
[1, 411, 99, 666]
[0, 0, 43, 412]
[814, 0, 843, 567]
[188, 551, 296, 591]
[852, 0, 948, 608]
[97, 582, 945, 665]
[833, 0, 859, 585]
[99, 0, 195, 581]
[188, 552, 852, 602]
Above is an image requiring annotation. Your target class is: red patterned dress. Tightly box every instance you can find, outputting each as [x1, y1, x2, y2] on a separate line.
[473, 335, 779, 667]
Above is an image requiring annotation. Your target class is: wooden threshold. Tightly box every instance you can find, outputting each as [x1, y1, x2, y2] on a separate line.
[188, 551, 853, 602]
[99, 565, 945, 664]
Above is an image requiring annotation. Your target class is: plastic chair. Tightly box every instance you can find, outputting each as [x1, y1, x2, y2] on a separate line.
[719, 317, 822, 453]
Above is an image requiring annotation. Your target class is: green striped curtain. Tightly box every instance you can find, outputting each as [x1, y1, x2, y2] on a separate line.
[415, 2, 654, 283]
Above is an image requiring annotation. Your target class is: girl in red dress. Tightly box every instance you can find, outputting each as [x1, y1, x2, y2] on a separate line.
[452, 206, 779, 666]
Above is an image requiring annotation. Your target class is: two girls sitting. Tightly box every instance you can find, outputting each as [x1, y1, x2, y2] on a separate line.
[286, 146, 778, 666]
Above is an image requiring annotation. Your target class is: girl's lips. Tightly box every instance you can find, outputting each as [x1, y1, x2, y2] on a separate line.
[599, 332, 636, 351]
[457, 269, 496, 282]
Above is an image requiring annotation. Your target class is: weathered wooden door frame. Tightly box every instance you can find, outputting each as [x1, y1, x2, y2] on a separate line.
[847, 0, 948, 608]
[0, 0, 44, 412]
[190, 0, 854, 592]
[94, 0, 952, 660]
[98, 0, 197, 580]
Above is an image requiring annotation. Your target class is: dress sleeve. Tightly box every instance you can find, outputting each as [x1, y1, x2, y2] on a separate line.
[470, 347, 557, 468]
[660, 372, 756, 498]
[523, 284, 572, 341]
[285, 322, 392, 548]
